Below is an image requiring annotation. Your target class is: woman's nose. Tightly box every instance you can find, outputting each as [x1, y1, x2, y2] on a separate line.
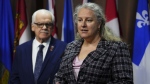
[81, 21, 87, 27]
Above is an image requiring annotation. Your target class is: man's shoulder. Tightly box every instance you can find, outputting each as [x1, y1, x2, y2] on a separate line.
[53, 38, 67, 46]
[17, 39, 33, 48]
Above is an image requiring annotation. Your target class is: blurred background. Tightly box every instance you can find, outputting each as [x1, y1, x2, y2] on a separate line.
[10, 0, 138, 47]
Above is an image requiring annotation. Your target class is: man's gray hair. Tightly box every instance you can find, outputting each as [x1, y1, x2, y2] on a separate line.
[31, 9, 55, 24]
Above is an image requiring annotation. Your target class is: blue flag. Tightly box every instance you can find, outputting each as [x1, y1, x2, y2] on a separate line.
[61, 0, 75, 43]
[132, 0, 150, 84]
[0, 0, 14, 83]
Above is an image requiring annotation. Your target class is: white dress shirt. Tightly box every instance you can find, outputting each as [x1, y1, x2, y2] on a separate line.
[32, 38, 51, 72]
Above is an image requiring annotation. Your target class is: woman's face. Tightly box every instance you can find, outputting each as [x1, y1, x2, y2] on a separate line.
[77, 8, 100, 39]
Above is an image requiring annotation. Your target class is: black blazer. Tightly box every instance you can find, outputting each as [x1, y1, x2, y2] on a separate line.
[55, 39, 133, 84]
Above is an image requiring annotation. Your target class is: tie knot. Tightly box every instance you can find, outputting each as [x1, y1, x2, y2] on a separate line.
[39, 44, 44, 51]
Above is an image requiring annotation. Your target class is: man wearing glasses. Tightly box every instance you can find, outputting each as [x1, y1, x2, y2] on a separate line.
[10, 9, 67, 84]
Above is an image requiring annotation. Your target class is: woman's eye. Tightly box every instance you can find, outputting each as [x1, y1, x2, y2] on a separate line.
[87, 20, 92, 22]
[78, 19, 82, 22]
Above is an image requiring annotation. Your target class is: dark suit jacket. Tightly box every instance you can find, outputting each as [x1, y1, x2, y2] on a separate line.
[55, 39, 133, 84]
[10, 37, 67, 84]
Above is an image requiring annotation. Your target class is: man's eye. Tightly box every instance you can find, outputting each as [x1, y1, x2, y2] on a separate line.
[46, 23, 51, 26]
[46, 23, 53, 26]
[37, 24, 43, 26]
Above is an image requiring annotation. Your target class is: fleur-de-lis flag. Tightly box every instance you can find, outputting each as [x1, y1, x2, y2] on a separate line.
[132, 0, 150, 84]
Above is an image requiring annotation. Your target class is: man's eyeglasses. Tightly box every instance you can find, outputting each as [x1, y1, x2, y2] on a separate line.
[34, 22, 53, 28]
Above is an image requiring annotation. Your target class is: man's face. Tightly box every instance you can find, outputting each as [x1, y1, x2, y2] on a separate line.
[32, 13, 53, 43]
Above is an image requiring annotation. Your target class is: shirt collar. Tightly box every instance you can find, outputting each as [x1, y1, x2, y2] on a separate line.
[33, 38, 51, 48]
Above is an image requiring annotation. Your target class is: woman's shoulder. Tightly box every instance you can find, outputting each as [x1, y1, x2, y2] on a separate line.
[101, 40, 128, 48]
[66, 39, 83, 47]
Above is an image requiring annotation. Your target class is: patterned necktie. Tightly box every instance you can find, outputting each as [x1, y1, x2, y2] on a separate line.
[34, 44, 45, 82]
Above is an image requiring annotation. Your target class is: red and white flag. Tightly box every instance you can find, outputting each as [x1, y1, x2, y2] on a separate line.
[48, 0, 58, 38]
[105, 0, 120, 37]
[14, 0, 31, 46]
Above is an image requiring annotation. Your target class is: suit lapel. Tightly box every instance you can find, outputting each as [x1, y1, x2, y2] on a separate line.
[67, 39, 82, 66]
[67, 52, 78, 81]
[67, 40, 83, 81]
[39, 37, 56, 77]
[81, 41, 110, 68]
